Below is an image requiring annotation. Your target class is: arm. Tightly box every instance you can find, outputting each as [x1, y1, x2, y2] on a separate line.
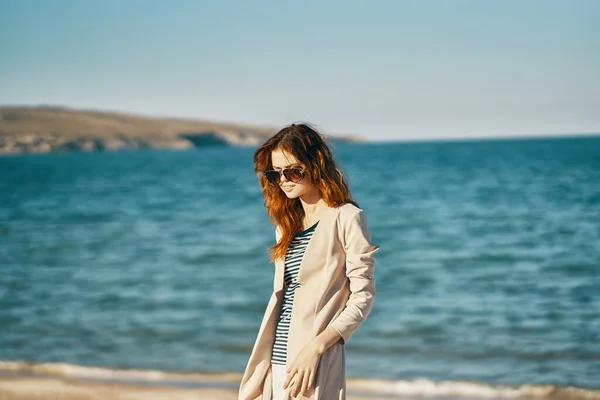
[328, 207, 379, 344]
[311, 325, 345, 355]
[284, 209, 379, 397]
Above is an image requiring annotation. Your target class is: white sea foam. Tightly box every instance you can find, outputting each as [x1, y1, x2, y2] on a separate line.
[0, 361, 241, 384]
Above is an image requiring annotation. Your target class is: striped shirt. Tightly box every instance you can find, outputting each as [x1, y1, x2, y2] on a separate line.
[271, 220, 319, 365]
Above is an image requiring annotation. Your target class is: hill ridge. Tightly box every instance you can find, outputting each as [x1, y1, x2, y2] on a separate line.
[0, 106, 362, 154]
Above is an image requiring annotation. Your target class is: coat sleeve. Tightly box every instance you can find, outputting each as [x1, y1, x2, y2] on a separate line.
[329, 207, 379, 344]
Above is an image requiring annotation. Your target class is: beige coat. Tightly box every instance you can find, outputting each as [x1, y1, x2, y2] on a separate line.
[239, 203, 379, 400]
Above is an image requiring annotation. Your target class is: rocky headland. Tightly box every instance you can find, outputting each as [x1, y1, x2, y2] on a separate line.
[0, 106, 363, 154]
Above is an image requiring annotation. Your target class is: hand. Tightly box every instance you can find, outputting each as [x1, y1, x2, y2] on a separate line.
[283, 341, 321, 397]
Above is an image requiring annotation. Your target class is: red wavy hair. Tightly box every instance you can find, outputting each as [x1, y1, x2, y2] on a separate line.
[253, 123, 358, 262]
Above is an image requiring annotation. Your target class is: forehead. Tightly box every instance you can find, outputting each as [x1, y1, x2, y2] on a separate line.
[271, 149, 302, 168]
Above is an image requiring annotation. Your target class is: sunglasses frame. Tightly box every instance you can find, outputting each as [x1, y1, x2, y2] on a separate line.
[264, 166, 306, 185]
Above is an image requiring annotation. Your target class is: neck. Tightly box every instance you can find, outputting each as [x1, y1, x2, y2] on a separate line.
[299, 193, 329, 221]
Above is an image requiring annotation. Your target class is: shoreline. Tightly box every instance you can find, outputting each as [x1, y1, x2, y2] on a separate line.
[1, 362, 599, 400]
[0, 375, 406, 400]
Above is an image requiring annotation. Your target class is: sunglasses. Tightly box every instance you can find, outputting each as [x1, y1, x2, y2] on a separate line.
[264, 167, 305, 185]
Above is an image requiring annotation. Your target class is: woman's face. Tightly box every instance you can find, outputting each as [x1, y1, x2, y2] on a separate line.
[271, 149, 318, 200]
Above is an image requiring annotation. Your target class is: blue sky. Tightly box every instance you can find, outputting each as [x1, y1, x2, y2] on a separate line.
[1, 0, 599, 141]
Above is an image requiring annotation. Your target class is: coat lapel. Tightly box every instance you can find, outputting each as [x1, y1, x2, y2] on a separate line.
[274, 205, 338, 291]
[296, 205, 338, 286]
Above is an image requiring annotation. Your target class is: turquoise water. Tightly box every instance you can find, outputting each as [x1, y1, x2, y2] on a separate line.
[1, 136, 599, 394]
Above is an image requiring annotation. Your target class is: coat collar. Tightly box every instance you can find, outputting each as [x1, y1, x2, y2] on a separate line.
[274, 205, 340, 292]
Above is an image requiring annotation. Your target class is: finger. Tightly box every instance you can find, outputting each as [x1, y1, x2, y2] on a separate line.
[299, 368, 310, 396]
[291, 370, 304, 397]
[307, 369, 315, 391]
[289, 371, 299, 397]
[283, 367, 296, 389]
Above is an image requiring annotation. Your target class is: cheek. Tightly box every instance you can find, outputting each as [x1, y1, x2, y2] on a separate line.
[294, 183, 312, 195]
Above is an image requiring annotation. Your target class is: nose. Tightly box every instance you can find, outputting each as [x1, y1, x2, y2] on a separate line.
[279, 170, 289, 183]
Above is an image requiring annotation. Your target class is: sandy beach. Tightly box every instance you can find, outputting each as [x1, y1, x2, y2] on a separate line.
[0, 361, 413, 400]
[0, 376, 407, 400]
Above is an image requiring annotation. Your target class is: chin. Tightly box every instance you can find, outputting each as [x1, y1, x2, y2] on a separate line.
[284, 191, 300, 199]
[281, 187, 303, 198]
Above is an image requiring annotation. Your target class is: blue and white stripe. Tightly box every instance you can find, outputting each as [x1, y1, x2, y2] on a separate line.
[271, 221, 319, 365]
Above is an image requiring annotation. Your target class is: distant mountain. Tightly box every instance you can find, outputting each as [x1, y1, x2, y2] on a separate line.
[0, 106, 363, 154]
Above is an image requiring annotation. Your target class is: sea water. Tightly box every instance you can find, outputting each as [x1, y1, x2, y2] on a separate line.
[1, 136, 599, 397]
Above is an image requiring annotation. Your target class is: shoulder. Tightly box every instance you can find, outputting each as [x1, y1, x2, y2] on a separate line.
[337, 203, 371, 234]
[336, 203, 375, 248]
[337, 202, 365, 222]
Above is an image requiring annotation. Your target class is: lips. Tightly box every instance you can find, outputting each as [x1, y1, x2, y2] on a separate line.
[282, 186, 295, 191]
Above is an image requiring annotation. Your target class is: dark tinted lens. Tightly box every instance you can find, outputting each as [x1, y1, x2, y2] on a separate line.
[283, 167, 303, 183]
[264, 170, 280, 184]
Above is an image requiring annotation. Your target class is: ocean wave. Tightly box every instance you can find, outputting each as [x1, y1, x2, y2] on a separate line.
[1, 361, 598, 399]
[0, 360, 241, 384]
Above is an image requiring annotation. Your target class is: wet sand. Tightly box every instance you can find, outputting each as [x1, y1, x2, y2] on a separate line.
[0, 361, 410, 399]
[0, 376, 406, 400]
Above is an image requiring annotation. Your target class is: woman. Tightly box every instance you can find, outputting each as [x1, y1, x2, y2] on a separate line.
[239, 123, 379, 400]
